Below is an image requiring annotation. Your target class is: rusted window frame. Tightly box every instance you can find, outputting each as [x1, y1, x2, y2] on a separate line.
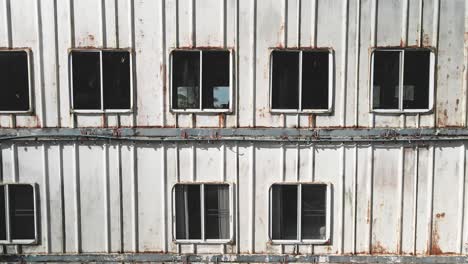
[269, 48, 334, 114]
[68, 48, 134, 114]
[0, 48, 34, 114]
[0, 183, 38, 245]
[171, 182, 234, 244]
[268, 182, 331, 245]
[369, 48, 435, 114]
[169, 49, 234, 113]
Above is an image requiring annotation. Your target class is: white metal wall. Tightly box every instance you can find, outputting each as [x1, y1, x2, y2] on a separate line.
[0, 0, 466, 129]
[0, 141, 467, 255]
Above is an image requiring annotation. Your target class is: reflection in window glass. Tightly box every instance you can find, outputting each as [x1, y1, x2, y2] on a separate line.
[271, 185, 298, 240]
[172, 51, 200, 109]
[175, 185, 201, 240]
[0, 51, 30, 111]
[301, 185, 326, 240]
[202, 51, 230, 109]
[302, 52, 329, 110]
[9, 185, 35, 240]
[403, 51, 430, 109]
[372, 51, 400, 109]
[0, 186, 5, 240]
[271, 51, 300, 109]
[103, 51, 131, 109]
[205, 185, 230, 239]
[72, 51, 101, 110]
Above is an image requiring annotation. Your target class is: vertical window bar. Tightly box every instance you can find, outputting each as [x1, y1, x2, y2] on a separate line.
[4, 185, 10, 243]
[201, 184, 205, 241]
[298, 51, 303, 111]
[199, 51, 203, 111]
[70, 54, 75, 110]
[328, 51, 333, 110]
[399, 50, 405, 111]
[229, 184, 234, 241]
[33, 184, 37, 242]
[183, 187, 190, 239]
[297, 184, 302, 242]
[100, 51, 104, 111]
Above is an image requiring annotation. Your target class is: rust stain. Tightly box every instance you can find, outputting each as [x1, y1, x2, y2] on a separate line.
[366, 201, 371, 224]
[308, 114, 315, 128]
[430, 223, 443, 255]
[218, 113, 225, 128]
[435, 212, 445, 219]
[400, 38, 406, 48]
[371, 241, 390, 254]
[88, 34, 95, 41]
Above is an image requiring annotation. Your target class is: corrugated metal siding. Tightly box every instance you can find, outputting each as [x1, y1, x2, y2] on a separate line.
[0, 141, 467, 255]
[0, 0, 465, 129]
[0, 0, 467, 261]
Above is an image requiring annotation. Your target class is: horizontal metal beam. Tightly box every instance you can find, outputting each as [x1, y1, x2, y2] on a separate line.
[1, 253, 468, 263]
[1, 127, 468, 143]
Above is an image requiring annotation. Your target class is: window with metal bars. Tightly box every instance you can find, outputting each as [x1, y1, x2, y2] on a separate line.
[269, 183, 330, 244]
[371, 48, 434, 112]
[0, 50, 31, 113]
[70, 49, 132, 112]
[170, 50, 232, 112]
[173, 183, 233, 243]
[0, 184, 37, 244]
[270, 49, 333, 113]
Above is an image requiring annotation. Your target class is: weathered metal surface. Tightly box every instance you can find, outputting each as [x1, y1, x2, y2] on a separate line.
[0, 0, 466, 262]
[0, 0, 465, 129]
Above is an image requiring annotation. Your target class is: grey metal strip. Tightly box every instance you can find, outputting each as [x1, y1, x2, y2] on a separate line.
[2, 127, 468, 143]
[2, 253, 468, 263]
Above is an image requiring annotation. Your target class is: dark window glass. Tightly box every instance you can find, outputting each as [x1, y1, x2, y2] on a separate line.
[302, 52, 329, 109]
[271, 51, 299, 109]
[271, 185, 297, 240]
[373, 51, 400, 109]
[0, 51, 30, 111]
[0, 186, 5, 240]
[103, 51, 131, 109]
[175, 185, 201, 239]
[202, 52, 230, 109]
[72, 51, 101, 109]
[9, 185, 35, 240]
[172, 51, 200, 109]
[301, 185, 326, 239]
[205, 184, 230, 239]
[403, 51, 430, 109]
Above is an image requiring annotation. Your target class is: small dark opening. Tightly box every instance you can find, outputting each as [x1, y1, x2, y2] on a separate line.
[9, 185, 35, 240]
[0, 51, 30, 111]
[373, 51, 400, 109]
[271, 185, 297, 240]
[175, 184, 201, 239]
[202, 51, 230, 109]
[72, 51, 101, 109]
[0, 186, 5, 240]
[271, 51, 299, 109]
[172, 51, 200, 109]
[302, 51, 329, 109]
[403, 50, 430, 109]
[103, 51, 131, 109]
[205, 184, 230, 239]
[301, 185, 327, 240]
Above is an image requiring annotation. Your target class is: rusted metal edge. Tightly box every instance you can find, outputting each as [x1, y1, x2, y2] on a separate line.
[1, 253, 468, 263]
[1, 127, 468, 143]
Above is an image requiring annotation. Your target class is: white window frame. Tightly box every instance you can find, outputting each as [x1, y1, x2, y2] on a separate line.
[269, 49, 334, 114]
[0, 48, 34, 114]
[0, 183, 38, 245]
[369, 48, 435, 114]
[268, 182, 331, 245]
[69, 48, 134, 114]
[172, 182, 234, 244]
[169, 49, 234, 113]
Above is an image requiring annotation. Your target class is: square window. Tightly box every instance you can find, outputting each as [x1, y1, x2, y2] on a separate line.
[171, 50, 231, 112]
[271, 50, 332, 112]
[70, 50, 132, 112]
[270, 183, 330, 243]
[0, 184, 37, 244]
[371, 49, 433, 112]
[0, 50, 31, 112]
[173, 183, 232, 243]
